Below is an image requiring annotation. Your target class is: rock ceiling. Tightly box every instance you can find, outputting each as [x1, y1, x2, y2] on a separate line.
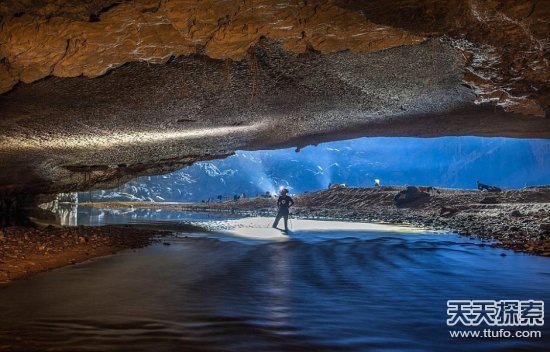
[0, 0, 548, 197]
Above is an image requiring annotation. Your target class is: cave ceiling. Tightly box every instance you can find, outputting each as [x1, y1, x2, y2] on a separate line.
[0, 0, 548, 196]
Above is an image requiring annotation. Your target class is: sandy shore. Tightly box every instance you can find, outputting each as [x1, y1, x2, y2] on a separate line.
[0, 225, 161, 283]
[84, 186, 550, 256]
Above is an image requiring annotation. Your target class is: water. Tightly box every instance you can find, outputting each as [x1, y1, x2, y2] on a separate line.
[51, 204, 238, 227]
[1, 208, 549, 351]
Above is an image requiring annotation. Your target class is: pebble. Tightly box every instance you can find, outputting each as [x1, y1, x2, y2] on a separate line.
[0, 226, 157, 283]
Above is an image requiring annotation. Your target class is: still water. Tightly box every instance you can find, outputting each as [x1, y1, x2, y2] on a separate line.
[1, 207, 549, 351]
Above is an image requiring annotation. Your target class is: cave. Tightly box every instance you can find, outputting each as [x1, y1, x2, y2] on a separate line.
[0, 1, 549, 351]
[1, 0, 548, 201]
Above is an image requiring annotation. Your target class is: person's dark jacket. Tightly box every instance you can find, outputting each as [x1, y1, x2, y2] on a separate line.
[277, 195, 294, 213]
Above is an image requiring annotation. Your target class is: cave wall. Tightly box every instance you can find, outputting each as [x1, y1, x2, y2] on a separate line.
[0, 0, 548, 198]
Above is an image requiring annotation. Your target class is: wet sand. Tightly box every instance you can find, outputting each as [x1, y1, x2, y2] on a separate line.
[84, 186, 550, 256]
[200, 216, 434, 241]
[0, 225, 161, 283]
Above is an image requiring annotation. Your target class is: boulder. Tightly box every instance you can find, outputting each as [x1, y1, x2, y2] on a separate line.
[394, 186, 430, 208]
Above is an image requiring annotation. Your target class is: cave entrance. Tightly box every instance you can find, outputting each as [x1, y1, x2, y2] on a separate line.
[38, 135, 550, 227]
[80, 136, 550, 204]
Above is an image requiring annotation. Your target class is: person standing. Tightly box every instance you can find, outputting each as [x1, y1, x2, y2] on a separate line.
[272, 188, 294, 232]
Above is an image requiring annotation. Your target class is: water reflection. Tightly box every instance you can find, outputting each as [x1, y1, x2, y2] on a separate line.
[0, 230, 548, 351]
[56, 204, 78, 226]
[265, 243, 291, 326]
[11, 206, 550, 351]
[52, 205, 239, 226]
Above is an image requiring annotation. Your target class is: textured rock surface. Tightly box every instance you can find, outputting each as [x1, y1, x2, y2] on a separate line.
[351, 0, 550, 116]
[1, 0, 547, 114]
[2, 40, 548, 198]
[0, 0, 422, 88]
[0, 0, 548, 198]
[0, 225, 159, 283]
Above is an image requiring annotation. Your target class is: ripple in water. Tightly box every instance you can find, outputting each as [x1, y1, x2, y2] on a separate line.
[1, 211, 549, 351]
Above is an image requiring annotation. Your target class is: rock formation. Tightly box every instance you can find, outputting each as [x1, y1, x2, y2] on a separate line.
[0, 0, 548, 199]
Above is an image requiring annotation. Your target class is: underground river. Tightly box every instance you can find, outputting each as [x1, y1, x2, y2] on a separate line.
[0, 206, 548, 351]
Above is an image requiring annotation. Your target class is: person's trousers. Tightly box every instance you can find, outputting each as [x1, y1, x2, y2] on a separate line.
[272, 211, 289, 231]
